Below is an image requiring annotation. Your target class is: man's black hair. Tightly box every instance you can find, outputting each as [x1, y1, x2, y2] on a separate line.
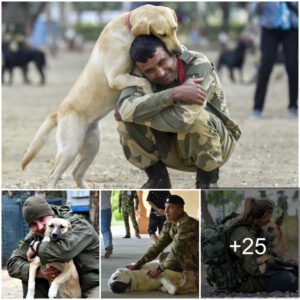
[130, 35, 169, 63]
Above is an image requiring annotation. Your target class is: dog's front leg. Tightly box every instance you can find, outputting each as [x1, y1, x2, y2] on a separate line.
[48, 261, 81, 298]
[26, 256, 41, 300]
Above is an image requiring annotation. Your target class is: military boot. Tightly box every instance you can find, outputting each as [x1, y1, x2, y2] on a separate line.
[175, 271, 198, 294]
[196, 168, 219, 189]
[141, 161, 172, 188]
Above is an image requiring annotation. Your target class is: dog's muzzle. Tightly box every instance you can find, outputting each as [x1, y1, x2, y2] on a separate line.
[172, 47, 182, 56]
[110, 281, 131, 293]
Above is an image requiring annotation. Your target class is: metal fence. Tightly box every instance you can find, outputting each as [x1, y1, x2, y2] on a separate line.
[2, 198, 63, 266]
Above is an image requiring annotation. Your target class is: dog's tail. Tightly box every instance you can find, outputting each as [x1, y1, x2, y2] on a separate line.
[21, 112, 57, 170]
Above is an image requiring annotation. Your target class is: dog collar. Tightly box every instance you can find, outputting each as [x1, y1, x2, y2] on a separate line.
[176, 56, 185, 85]
[125, 13, 132, 31]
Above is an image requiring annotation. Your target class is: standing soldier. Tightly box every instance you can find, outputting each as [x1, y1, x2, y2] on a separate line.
[119, 190, 141, 239]
[127, 195, 199, 294]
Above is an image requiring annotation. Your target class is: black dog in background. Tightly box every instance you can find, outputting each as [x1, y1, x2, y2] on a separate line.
[2, 43, 46, 85]
[217, 38, 249, 83]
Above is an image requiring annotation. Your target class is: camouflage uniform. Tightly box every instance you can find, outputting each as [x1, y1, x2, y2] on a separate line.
[135, 212, 199, 285]
[117, 50, 241, 173]
[119, 191, 140, 236]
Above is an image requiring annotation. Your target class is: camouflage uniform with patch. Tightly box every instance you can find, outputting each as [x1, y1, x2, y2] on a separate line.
[117, 50, 241, 172]
[134, 212, 199, 286]
[119, 190, 140, 236]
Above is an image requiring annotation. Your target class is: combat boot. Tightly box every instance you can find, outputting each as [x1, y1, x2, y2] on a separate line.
[141, 161, 172, 188]
[195, 168, 219, 189]
[175, 271, 198, 294]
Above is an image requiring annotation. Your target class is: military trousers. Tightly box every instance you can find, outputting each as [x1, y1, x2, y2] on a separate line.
[122, 208, 139, 236]
[159, 249, 199, 288]
[118, 115, 237, 173]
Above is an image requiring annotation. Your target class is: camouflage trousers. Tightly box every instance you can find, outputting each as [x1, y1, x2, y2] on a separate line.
[159, 247, 199, 287]
[122, 207, 139, 236]
[118, 114, 238, 172]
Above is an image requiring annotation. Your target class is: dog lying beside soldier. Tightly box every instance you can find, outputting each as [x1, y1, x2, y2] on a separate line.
[7, 196, 99, 298]
[109, 195, 199, 295]
[201, 197, 298, 294]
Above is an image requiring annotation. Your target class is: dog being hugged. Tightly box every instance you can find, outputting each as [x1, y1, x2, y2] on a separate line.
[108, 261, 197, 295]
[21, 4, 182, 188]
[26, 218, 81, 299]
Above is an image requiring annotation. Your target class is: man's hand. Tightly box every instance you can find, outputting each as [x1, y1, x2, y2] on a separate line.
[36, 266, 61, 282]
[126, 263, 140, 270]
[26, 247, 36, 262]
[26, 241, 40, 262]
[172, 78, 206, 105]
[147, 268, 162, 279]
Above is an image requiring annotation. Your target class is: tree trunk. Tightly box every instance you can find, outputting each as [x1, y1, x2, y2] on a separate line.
[201, 191, 215, 226]
[90, 191, 99, 231]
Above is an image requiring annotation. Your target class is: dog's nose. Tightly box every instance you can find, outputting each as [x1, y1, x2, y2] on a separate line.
[110, 281, 129, 293]
[173, 48, 182, 56]
[51, 232, 59, 240]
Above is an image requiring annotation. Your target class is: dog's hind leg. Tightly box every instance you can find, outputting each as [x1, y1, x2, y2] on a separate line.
[48, 114, 87, 188]
[72, 121, 100, 188]
[26, 257, 41, 300]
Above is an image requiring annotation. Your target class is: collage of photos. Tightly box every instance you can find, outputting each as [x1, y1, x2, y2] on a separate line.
[1, 1, 299, 300]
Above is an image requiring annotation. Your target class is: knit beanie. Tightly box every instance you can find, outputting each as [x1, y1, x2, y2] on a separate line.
[22, 196, 55, 224]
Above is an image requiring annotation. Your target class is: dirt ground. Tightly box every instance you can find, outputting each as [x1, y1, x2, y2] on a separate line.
[2, 47, 298, 189]
[2, 269, 23, 298]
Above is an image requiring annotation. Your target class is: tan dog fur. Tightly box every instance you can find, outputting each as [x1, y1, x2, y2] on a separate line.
[21, 5, 181, 188]
[26, 218, 81, 299]
[256, 213, 292, 273]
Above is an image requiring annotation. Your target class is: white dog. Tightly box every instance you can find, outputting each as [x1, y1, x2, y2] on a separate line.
[21, 5, 181, 188]
[108, 261, 197, 295]
[26, 218, 81, 299]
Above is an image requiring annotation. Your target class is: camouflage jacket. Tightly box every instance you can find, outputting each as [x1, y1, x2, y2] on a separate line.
[117, 50, 241, 141]
[229, 225, 271, 292]
[7, 205, 99, 294]
[135, 212, 199, 271]
[119, 190, 139, 210]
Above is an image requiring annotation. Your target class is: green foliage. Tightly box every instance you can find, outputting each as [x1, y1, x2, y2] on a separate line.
[75, 23, 106, 41]
[207, 191, 244, 211]
[111, 190, 123, 222]
[73, 2, 122, 12]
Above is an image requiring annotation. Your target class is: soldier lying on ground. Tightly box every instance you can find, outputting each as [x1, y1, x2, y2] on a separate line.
[114, 35, 241, 189]
[127, 195, 199, 293]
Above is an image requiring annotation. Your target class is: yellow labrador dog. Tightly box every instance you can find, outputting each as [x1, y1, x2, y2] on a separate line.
[26, 218, 81, 299]
[108, 261, 197, 295]
[21, 4, 181, 188]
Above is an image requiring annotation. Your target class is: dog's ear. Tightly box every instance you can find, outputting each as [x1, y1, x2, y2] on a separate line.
[275, 212, 285, 226]
[171, 9, 178, 24]
[131, 19, 152, 36]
